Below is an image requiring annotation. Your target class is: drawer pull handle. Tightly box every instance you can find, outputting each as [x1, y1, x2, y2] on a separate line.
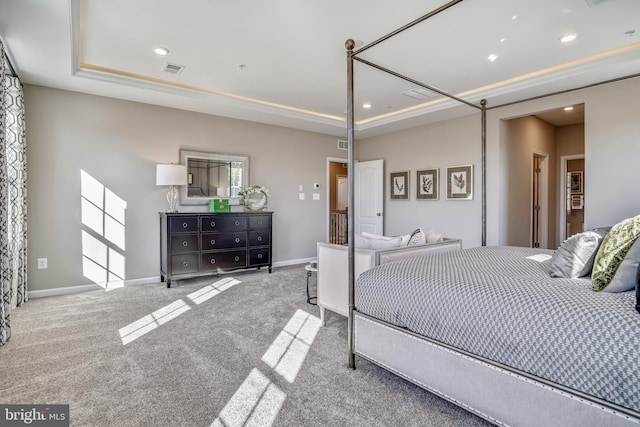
[257, 221, 262, 226]
[182, 222, 188, 228]
[257, 236, 263, 242]
[210, 259, 216, 265]
[258, 254, 263, 259]
[182, 261, 188, 267]
[235, 237, 240, 243]
[210, 239, 216, 245]
[235, 221, 240, 226]
[210, 221, 216, 227]
[182, 241, 188, 247]
[234, 256, 240, 262]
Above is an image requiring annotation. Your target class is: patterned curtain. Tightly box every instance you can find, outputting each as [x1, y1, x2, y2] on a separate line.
[0, 40, 28, 346]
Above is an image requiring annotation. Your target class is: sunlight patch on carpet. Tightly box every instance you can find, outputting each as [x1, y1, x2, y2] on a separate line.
[211, 368, 285, 427]
[187, 277, 241, 305]
[118, 299, 190, 345]
[261, 309, 321, 383]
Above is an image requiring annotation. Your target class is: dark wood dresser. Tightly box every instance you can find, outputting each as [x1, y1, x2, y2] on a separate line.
[159, 212, 273, 287]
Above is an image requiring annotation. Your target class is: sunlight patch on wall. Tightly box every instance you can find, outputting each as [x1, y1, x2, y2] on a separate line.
[119, 299, 190, 345]
[261, 309, 321, 383]
[81, 170, 127, 289]
[187, 277, 241, 305]
[211, 368, 286, 427]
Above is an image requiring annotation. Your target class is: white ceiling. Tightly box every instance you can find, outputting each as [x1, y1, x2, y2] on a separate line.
[1, 0, 637, 137]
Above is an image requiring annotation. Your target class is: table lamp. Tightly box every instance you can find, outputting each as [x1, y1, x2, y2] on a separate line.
[156, 164, 187, 212]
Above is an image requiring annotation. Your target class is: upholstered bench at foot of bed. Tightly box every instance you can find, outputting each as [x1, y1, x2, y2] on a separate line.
[316, 238, 462, 325]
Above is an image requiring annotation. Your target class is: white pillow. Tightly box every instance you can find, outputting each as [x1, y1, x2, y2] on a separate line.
[549, 230, 605, 278]
[603, 237, 640, 292]
[366, 236, 403, 250]
[361, 232, 392, 241]
[426, 229, 443, 244]
[408, 228, 426, 246]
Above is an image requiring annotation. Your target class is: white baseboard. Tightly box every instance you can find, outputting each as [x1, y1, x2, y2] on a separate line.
[27, 258, 315, 299]
[28, 276, 160, 299]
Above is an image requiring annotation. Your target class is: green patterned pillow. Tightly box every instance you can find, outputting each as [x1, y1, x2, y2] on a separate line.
[592, 215, 640, 291]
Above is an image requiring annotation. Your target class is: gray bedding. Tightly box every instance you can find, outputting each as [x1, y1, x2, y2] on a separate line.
[355, 246, 640, 412]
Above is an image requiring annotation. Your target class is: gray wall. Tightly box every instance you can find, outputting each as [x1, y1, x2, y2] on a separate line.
[358, 76, 640, 248]
[25, 85, 344, 291]
[24, 75, 640, 292]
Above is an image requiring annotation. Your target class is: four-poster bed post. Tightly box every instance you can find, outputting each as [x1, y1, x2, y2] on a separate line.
[345, 1, 488, 369]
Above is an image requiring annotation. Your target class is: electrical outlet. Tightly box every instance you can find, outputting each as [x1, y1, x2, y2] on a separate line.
[37, 258, 48, 269]
[299, 193, 305, 200]
[313, 193, 320, 200]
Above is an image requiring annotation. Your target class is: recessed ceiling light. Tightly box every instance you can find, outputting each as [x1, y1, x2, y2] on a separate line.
[511, 15, 518, 20]
[362, 103, 372, 109]
[560, 34, 577, 43]
[500, 38, 506, 43]
[488, 54, 498, 62]
[153, 46, 170, 56]
[564, 106, 574, 111]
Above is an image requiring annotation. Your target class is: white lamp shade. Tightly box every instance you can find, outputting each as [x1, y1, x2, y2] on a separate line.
[156, 164, 187, 186]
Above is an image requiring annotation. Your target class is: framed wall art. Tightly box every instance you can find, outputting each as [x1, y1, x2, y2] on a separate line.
[570, 171, 583, 194]
[416, 168, 439, 200]
[390, 171, 409, 200]
[446, 164, 473, 200]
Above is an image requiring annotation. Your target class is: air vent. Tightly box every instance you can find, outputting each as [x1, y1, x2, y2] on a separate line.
[162, 62, 185, 75]
[585, 0, 609, 7]
[337, 140, 348, 150]
[401, 87, 439, 100]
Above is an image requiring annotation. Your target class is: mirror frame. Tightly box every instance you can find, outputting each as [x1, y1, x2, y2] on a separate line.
[179, 149, 249, 205]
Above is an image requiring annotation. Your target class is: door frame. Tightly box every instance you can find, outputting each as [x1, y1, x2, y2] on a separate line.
[531, 150, 549, 249]
[558, 154, 585, 246]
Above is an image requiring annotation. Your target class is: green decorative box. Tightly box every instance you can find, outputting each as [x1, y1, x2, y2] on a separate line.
[208, 199, 230, 212]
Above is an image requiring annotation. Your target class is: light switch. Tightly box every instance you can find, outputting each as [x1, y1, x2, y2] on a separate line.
[299, 193, 305, 200]
[299, 184, 303, 191]
[313, 193, 320, 200]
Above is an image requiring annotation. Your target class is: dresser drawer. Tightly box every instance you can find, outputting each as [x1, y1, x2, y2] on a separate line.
[248, 230, 270, 247]
[249, 248, 270, 266]
[201, 232, 247, 250]
[171, 254, 198, 274]
[201, 250, 247, 271]
[169, 216, 199, 233]
[249, 215, 271, 229]
[170, 234, 199, 254]
[201, 215, 247, 232]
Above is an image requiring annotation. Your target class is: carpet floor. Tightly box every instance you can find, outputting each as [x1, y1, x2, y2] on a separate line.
[0, 265, 492, 427]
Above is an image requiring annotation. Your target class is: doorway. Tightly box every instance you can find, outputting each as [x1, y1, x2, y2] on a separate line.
[531, 152, 549, 249]
[560, 155, 585, 242]
[327, 159, 348, 244]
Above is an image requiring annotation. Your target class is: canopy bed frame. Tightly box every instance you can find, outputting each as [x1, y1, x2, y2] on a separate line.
[344, 1, 640, 425]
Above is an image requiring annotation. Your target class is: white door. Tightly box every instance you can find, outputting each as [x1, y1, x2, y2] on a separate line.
[355, 159, 384, 235]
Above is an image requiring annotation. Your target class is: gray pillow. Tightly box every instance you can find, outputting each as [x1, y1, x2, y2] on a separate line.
[549, 230, 606, 278]
[602, 236, 640, 292]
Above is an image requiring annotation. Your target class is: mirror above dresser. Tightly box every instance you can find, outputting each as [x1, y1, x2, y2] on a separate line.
[179, 149, 249, 205]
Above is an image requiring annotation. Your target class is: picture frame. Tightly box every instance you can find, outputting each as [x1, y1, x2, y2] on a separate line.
[390, 171, 409, 200]
[570, 171, 583, 194]
[416, 168, 439, 200]
[446, 164, 473, 200]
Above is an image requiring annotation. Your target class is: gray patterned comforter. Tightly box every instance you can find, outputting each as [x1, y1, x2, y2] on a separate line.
[355, 246, 640, 412]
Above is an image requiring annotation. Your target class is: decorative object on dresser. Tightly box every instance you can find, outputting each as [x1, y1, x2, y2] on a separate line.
[239, 184, 269, 212]
[159, 212, 273, 287]
[156, 164, 188, 212]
